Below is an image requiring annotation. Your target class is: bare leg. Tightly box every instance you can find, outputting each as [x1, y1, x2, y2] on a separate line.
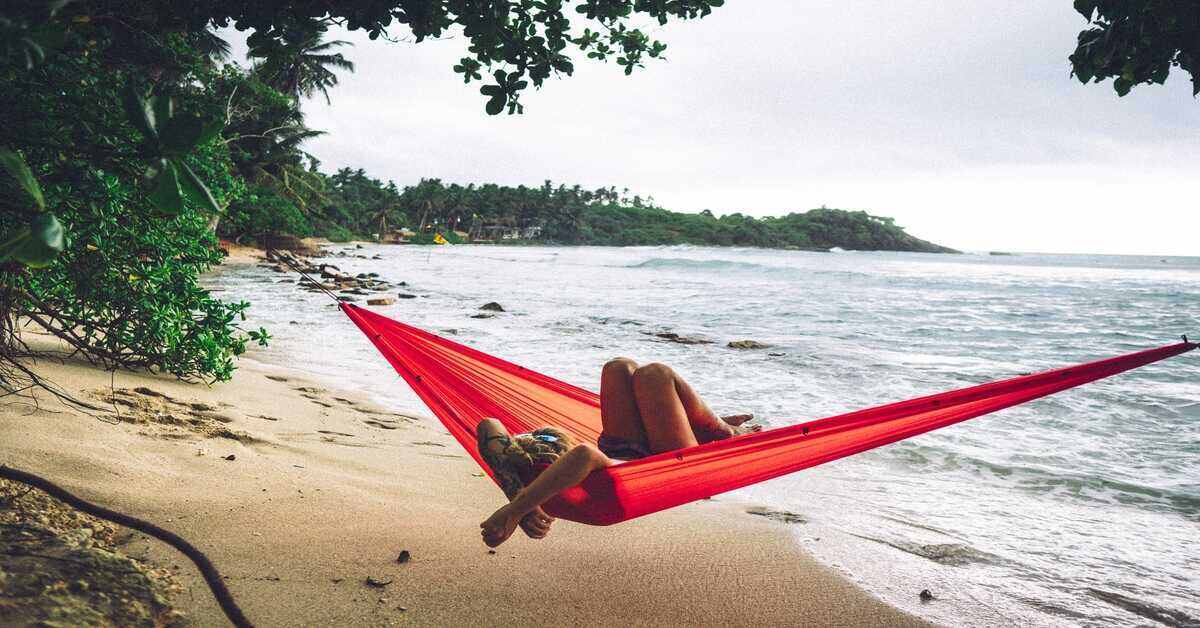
[599, 357, 647, 444]
[630, 363, 702, 452]
[632, 363, 758, 452]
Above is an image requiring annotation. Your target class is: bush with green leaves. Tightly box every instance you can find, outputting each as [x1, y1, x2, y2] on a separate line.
[0, 14, 267, 383]
[9, 170, 268, 381]
[221, 185, 311, 242]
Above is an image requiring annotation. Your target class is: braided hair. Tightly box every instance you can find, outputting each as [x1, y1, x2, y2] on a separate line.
[499, 427, 574, 477]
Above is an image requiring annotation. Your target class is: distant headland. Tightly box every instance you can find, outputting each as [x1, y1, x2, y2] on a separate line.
[238, 175, 958, 254]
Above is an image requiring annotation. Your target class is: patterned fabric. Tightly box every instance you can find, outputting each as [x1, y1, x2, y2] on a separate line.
[597, 434, 652, 461]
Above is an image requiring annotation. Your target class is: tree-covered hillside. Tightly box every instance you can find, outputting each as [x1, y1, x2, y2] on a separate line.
[348, 179, 956, 253]
[574, 205, 956, 252]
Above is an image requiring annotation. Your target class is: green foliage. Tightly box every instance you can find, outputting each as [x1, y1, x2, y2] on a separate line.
[1069, 1, 1200, 97]
[0, 213, 66, 268]
[0, 0, 729, 385]
[221, 185, 309, 240]
[0, 148, 65, 267]
[77, 0, 726, 115]
[0, 1, 70, 70]
[121, 85, 226, 215]
[248, 26, 355, 104]
[322, 223, 355, 243]
[335, 179, 954, 252]
[6, 170, 267, 381]
[314, 167, 405, 238]
[0, 10, 262, 381]
[575, 204, 954, 251]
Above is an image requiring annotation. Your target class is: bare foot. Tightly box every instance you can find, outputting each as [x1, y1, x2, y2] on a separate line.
[519, 507, 554, 539]
[481, 504, 521, 547]
[720, 414, 762, 436]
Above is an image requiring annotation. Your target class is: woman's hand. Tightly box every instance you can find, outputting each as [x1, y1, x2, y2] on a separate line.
[481, 503, 522, 547]
[519, 507, 554, 539]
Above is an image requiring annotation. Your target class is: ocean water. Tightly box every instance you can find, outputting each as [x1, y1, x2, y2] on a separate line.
[210, 244, 1200, 627]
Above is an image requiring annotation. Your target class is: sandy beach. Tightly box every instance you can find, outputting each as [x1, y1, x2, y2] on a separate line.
[0, 253, 929, 627]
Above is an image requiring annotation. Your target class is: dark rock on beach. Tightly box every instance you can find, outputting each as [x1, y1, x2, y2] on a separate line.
[480, 302, 505, 312]
[727, 340, 771, 349]
[471, 313, 495, 319]
[648, 331, 714, 345]
[746, 506, 806, 524]
[266, 248, 405, 301]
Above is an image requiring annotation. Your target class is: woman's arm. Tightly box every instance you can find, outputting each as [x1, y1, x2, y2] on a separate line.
[508, 444, 613, 515]
[475, 418, 556, 539]
[480, 443, 614, 547]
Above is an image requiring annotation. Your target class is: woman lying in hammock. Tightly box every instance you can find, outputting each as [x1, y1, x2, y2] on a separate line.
[477, 358, 759, 547]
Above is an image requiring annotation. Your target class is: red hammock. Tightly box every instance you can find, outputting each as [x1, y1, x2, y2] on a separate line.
[342, 304, 1195, 526]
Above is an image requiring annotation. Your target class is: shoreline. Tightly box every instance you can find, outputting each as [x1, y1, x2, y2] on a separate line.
[1, 257, 931, 627]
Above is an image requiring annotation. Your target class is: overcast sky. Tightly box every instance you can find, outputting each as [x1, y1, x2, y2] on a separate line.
[224, 1, 1198, 255]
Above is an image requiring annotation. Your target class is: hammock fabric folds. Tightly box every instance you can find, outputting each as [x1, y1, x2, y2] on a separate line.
[341, 304, 1195, 526]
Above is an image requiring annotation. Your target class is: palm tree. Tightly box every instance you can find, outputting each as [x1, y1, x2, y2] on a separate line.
[249, 31, 355, 105]
[194, 28, 231, 63]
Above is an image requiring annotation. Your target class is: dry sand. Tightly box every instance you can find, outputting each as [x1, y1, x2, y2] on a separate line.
[1, 332, 930, 627]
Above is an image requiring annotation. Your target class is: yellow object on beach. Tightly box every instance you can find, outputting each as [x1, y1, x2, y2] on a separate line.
[433, 233, 449, 245]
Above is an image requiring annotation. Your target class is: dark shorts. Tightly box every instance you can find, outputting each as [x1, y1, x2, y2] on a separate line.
[597, 434, 652, 461]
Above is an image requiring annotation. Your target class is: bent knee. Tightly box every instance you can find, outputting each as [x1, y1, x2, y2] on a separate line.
[632, 362, 673, 384]
[602, 357, 638, 376]
[571, 443, 607, 464]
[477, 418, 505, 433]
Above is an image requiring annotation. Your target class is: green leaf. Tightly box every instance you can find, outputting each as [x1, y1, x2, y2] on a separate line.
[0, 147, 46, 210]
[0, 213, 65, 268]
[160, 115, 207, 156]
[0, 226, 32, 261]
[148, 161, 184, 214]
[122, 83, 157, 139]
[178, 161, 222, 214]
[1113, 76, 1133, 96]
[1073, 0, 1095, 19]
[17, 212, 65, 267]
[485, 95, 505, 115]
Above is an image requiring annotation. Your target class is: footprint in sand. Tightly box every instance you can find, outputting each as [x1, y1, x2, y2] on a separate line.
[91, 387, 253, 442]
[362, 420, 398, 430]
[293, 386, 327, 394]
[266, 375, 290, 382]
[316, 430, 356, 437]
[411, 441, 445, 448]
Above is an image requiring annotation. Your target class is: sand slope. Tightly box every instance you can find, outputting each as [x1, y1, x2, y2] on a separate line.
[0, 341, 928, 627]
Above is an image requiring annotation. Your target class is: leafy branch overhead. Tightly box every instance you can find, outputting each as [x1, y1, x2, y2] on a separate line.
[203, 0, 726, 115]
[1070, 0, 1200, 97]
